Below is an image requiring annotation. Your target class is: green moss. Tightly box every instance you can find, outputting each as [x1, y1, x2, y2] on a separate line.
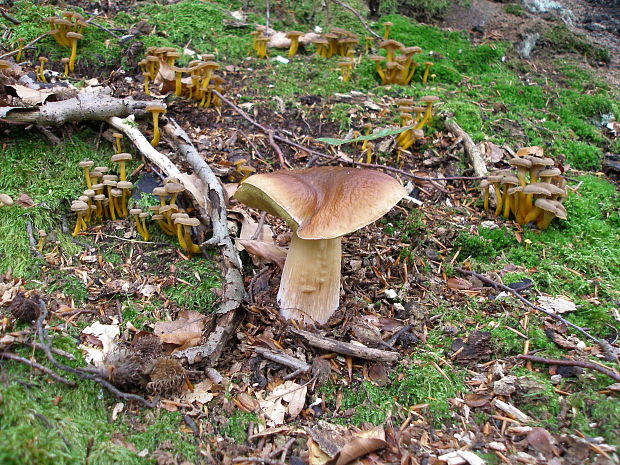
[544, 24, 611, 63]
[444, 102, 484, 140]
[165, 259, 221, 313]
[222, 411, 259, 443]
[504, 3, 525, 16]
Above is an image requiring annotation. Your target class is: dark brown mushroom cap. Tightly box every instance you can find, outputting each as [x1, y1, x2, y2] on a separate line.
[368, 55, 385, 63]
[313, 38, 328, 45]
[234, 166, 407, 240]
[526, 155, 554, 167]
[401, 46, 422, 55]
[152, 214, 165, 221]
[111, 153, 132, 163]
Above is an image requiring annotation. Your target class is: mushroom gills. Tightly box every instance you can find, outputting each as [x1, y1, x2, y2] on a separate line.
[277, 232, 342, 324]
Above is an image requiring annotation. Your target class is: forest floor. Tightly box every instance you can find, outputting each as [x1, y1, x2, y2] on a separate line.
[0, 0, 619, 464]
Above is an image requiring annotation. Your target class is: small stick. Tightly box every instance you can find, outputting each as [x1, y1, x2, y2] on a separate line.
[255, 347, 311, 373]
[290, 328, 399, 362]
[329, 0, 382, 40]
[0, 351, 76, 386]
[25, 221, 43, 258]
[22, 342, 77, 360]
[0, 32, 49, 59]
[455, 267, 618, 362]
[267, 130, 290, 169]
[0, 7, 20, 25]
[519, 354, 620, 383]
[250, 212, 267, 241]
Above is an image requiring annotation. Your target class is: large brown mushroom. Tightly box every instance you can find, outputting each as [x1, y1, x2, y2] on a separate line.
[233, 166, 407, 324]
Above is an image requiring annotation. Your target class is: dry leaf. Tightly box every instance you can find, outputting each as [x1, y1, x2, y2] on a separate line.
[486, 141, 504, 163]
[7, 84, 57, 106]
[464, 393, 491, 408]
[0, 280, 21, 306]
[183, 380, 214, 405]
[237, 239, 287, 269]
[79, 321, 120, 366]
[308, 437, 333, 465]
[15, 193, 35, 208]
[527, 427, 555, 456]
[153, 310, 206, 350]
[447, 277, 472, 290]
[331, 437, 387, 465]
[538, 296, 576, 314]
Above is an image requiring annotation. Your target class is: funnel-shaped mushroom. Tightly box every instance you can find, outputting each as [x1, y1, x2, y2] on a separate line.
[146, 103, 167, 147]
[234, 166, 407, 324]
[286, 31, 304, 57]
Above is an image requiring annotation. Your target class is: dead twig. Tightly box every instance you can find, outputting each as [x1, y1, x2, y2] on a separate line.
[329, 0, 382, 40]
[443, 119, 488, 177]
[0, 7, 20, 25]
[290, 328, 399, 362]
[0, 351, 76, 386]
[455, 267, 618, 362]
[0, 32, 49, 59]
[34, 297, 156, 407]
[25, 221, 43, 258]
[267, 130, 290, 169]
[519, 354, 620, 382]
[255, 347, 311, 374]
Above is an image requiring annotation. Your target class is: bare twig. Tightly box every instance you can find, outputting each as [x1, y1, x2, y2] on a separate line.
[329, 0, 382, 40]
[518, 354, 620, 382]
[0, 351, 76, 386]
[0, 8, 20, 25]
[34, 297, 156, 407]
[265, 0, 270, 28]
[25, 221, 43, 258]
[455, 267, 618, 362]
[267, 130, 290, 169]
[290, 328, 399, 362]
[21, 342, 77, 360]
[255, 347, 311, 373]
[0, 32, 49, 59]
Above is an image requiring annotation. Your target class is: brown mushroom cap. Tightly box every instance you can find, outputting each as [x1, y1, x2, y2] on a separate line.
[174, 217, 201, 227]
[233, 166, 407, 240]
[420, 95, 440, 104]
[146, 103, 167, 113]
[66, 32, 83, 40]
[286, 31, 304, 38]
[508, 157, 532, 169]
[129, 208, 142, 215]
[0, 193, 14, 205]
[522, 184, 551, 196]
[535, 198, 567, 219]
[117, 181, 133, 189]
[538, 167, 561, 178]
[79, 160, 94, 168]
[516, 146, 544, 157]
[379, 39, 402, 49]
[164, 183, 185, 195]
[111, 153, 132, 163]
[71, 201, 88, 212]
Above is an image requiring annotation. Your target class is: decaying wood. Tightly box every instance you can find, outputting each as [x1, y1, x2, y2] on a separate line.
[290, 328, 399, 363]
[443, 119, 488, 177]
[108, 116, 209, 211]
[1, 92, 156, 125]
[162, 119, 245, 365]
[492, 398, 530, 422]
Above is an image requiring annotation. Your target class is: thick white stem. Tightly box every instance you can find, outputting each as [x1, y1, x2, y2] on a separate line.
[277, 232, 341, 324]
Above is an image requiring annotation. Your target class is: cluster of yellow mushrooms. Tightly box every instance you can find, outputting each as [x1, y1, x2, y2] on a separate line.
[249, 22, 433, 85]
[481, 146, 568, 229]
[69, 141, 202, 256]
[43, 11, 86, 76]
[139, 47, 224, 109]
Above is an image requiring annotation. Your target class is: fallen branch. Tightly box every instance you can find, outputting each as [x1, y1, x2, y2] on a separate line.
[455, 267, 618, 362]
[108, 115, 209, 211]
[0, 351, 76, 386]
[162, 119, 246, 365]
[519, 354, 620, 382]
[443, 119, 488, 177]
[1, 92, 155, 125]
[35, 297, 155, 407]
[290, 328, 399, 362]
[255, 347, 311, 373]
[329, 0, 382, 40]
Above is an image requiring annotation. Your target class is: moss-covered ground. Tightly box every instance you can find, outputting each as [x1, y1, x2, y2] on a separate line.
[1, 0, 619, 462]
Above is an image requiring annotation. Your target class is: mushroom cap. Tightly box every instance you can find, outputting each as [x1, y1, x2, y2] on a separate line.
[368, 54, 384, 63]
[110, 188, 122, 197]
[522, 184, 551, 196]
[129, 208, 142, 215]
[94, 194, 106, 201]
[94, 166, 109, 174]
[102, 174, 118, 182]
[145, 103, 167, 113]
[79, 160, 94, 168]
[286, 31, 304, 38]
[0, 193, 14, 205]
[531, 182, 565, 196]
[71, 201, 89, 212]
[111, 153, 132, 163]
[234, 166, 407, 240]
[313, 38, 328, 44]
[401, 46, 422, 55]
[117, 181, 133, 189]
[174, 217, 201, 227]
[164, 183, 185, 194]
[139, 212, 149, 219]
[527, 155, 554, 167]
[508, 186, 523, 195]
[500, 175, 519, 186]
[538, 167, 561, 178]
[83, 189, 95, 197]
[383, 21, 394, 27]
[379, 39, 404, 50]
[152, 187, 169, 197]
[535, 198, 567, 219]
[508, 157, 532, 169]
[152, 214, 165, 221]
[420, 95, 440, 104]
[66, 32, 83, 40]
[61, 58, 70, 63]
[78, 195, 89, 202]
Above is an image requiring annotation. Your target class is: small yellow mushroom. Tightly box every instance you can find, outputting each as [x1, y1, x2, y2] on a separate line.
[146, 103, 167, 147]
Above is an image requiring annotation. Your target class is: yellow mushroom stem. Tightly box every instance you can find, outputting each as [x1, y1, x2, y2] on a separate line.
[182, 226, 201, 255]
[140, 214, 149, 241]
[38, 59, 47, 83]
[16, 39, 24, 62]
[107, 186, 116, 220]
[422, 63, 432, 84]
[174, 70, 183, 96]
[37, 231, 46, 252]
[143, 73, 150, 95]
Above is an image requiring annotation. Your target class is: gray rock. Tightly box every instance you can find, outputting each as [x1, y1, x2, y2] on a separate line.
[518, 32, 540, 59]
[522, 0, 575, 24]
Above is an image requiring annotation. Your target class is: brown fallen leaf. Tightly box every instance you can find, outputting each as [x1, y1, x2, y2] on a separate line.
[15, 193, 35, 208]
[447, 277, 472, 290]
[329, 428, 387, 465]
[153, 310, 207, 350]
[464, 393, 492, 408]
[237, 239, 287, 269]
[486, 141, 505, 163]
[527, 427, 556, 457]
